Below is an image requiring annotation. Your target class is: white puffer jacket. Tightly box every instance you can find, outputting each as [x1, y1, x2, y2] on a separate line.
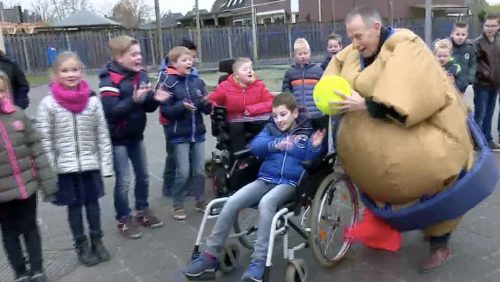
[36, 95, 114, 176]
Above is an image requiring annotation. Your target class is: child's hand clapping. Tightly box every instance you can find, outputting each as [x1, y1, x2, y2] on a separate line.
[154, 89, 171, 103]
[275, 136, 294, 151]
[183, 99, 197, 112]
[311, 129, 326, 148]
[132, 83, 151, 104]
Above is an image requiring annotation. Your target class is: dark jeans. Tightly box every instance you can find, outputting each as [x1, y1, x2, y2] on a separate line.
[162, 129, 176, 197]
[0, 194, 43, 277]
[68, 201, 102, 243]
[113, 141, 150, 220]
[473, 85, 499, 142]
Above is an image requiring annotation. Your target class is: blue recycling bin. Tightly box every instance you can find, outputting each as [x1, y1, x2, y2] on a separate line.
[47, 47, 57, 67]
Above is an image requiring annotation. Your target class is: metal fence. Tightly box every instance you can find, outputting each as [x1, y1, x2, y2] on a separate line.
[4, 16, 473, 74]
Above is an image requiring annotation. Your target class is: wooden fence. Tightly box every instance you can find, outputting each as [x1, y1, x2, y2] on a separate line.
[4, 17, 472, 74]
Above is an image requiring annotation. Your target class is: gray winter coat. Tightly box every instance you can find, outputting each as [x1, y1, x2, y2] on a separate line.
[36, 95, 114, 176]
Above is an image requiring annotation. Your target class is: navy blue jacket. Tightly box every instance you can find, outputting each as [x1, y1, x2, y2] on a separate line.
[159, 67, 211, 143]
[250, 115, 325, 187]
[99, 62, 159, 145]
[320, 54, 332, 70]
[282, 63, 324, 119]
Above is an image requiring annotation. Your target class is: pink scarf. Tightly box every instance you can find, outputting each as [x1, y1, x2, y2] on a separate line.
[51, 80, 90, 113]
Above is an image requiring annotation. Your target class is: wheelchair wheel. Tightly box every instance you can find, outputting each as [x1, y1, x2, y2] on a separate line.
[212, 165, 229, 197]
[219, 243, 240, 273]
[285, 259, 308, 282]
[233, 208, 259, 250]
[309, 172, 359, 267]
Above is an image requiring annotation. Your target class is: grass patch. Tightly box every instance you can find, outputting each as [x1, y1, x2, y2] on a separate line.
[26, 75, 49, 86]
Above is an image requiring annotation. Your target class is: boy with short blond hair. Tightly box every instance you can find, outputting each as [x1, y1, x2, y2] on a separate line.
[282, 38, 326, 129]
[158, 46, 212, 220]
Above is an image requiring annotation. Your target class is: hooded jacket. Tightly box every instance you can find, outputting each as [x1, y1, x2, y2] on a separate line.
[99, 62, 159, 145]
[159, 67, 212, 143]
[250, 114, 324, 187]
[208, 74, 273, 119]
[0, 95, 56, 203]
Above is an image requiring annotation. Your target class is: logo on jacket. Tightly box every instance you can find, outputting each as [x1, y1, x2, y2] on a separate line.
[293, 134, 309, 149]
[464, 53, 470, 60]
[12, 120, 24, 131]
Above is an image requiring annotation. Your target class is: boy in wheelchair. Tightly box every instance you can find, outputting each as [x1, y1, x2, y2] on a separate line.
[184, 93, 326, 281]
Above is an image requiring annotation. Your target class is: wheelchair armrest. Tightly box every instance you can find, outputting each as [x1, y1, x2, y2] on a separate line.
[301, 152, 336, 173]
[233, 148, 252, 159]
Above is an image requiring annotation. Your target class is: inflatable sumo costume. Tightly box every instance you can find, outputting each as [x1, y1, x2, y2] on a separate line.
[321, 28, 499, 250]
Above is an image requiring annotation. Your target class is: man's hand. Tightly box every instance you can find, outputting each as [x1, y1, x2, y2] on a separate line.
[311, 129, 326, 148]
[328, 89, 366, 113]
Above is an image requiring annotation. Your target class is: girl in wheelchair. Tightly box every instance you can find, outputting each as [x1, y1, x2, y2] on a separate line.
[184, 93, 326, 282]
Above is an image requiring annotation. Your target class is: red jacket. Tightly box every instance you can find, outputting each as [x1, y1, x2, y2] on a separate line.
[208, 74, 273, 119]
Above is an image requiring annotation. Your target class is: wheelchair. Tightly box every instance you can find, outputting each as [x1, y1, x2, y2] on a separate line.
[190, 116, 360, 281]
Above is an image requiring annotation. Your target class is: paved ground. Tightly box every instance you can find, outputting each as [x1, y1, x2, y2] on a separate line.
[1, 78, 499, 282]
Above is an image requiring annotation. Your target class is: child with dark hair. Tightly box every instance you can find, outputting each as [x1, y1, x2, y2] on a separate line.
[183, 93, 325, 282]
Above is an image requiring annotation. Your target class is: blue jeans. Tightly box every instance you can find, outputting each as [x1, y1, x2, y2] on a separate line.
[171, 141, 206, 207]
[205, 180, 295, 261]
[473, 85, 499, 142]
[113, 141, 150, 220]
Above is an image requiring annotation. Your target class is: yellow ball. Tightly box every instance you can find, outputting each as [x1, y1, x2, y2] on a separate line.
[313, 75, 352, 115]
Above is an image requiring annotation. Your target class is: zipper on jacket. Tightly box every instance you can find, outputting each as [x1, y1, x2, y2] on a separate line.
[73, 114, 82, 172]
[185, 80, 196, 142]
[242, 88, 246, 110]
[301, 68, 306, 113]
[277, 144, 288, 184]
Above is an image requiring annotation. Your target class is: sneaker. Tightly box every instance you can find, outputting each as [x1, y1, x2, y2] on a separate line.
[173, 207, 187, 220]
[195, 201, 207, 213]
[241, 259, 265, 282]
[117, 216, 142, 239]
[136, 208, 164, 228]
[31, 272, 48, 282]
[183, 253, 218, 279]
[489, 141, 500, 152]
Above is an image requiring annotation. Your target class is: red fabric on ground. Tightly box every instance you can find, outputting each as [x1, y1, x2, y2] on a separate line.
[344, 208, 401, 252]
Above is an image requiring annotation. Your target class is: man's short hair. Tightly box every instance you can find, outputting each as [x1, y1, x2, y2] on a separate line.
[272, 93, 297, 112]
[168, 46, 193, 63]
[345, 6, 382, 26]
[108, 35, 139, 58]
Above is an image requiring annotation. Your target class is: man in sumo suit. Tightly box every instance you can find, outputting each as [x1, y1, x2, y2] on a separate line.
[324, 6, 476, 272]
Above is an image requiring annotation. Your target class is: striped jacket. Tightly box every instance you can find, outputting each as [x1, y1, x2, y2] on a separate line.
[99, 62, 159, 145]
[282, 63, 324, 119]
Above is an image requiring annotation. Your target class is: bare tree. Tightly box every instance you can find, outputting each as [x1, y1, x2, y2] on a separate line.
[32, 0, 93, 22]
[111, 0, 152, 28]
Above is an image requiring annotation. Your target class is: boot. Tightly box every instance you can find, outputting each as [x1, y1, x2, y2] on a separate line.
[75, 238, 100, 266]
[91, 237, 111, 262]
